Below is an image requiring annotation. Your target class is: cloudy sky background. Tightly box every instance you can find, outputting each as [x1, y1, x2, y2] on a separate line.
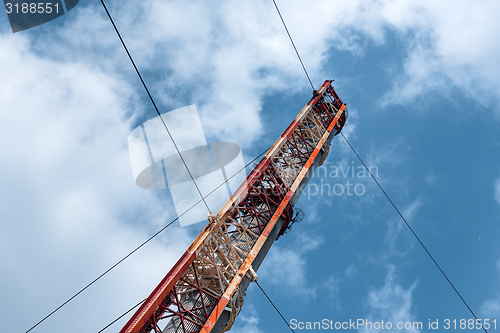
[1, 0, 500, 332]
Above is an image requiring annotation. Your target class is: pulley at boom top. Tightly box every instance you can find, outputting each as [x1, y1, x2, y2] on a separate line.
[120, 80, 347, 333]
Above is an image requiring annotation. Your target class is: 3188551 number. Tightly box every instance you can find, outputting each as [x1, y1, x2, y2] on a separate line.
[5, 3, 59, 14]
[444, 319, 497, 330]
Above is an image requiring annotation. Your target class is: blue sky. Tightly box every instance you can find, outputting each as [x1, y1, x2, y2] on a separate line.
[1, 1, 500, 333]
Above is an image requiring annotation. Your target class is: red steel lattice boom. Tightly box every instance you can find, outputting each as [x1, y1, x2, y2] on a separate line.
[121, 80, 347, 333]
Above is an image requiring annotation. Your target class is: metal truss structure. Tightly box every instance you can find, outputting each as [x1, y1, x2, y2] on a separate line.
[120, 80, 347, 333]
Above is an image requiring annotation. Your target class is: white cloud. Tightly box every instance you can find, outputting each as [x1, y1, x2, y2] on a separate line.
[494, 176, 500, 205]
[345, 264, 357, 277]
[0, 30, 192, 332]
[259, 247, 314, 297]
[220, 0, 500, 114]
[382, 197, 422, 260]
[479, 260, 500, 319]
[360, 265, 420, 333]
[228, 304, 264, 333]
[424, 171, 439, 188]
[234, 0, 500, 115]
[403, 198, 424, 221]
[373, 1, 500, 112]
[323, 275, 342, 312]
[480, 298, 500, 319]
[259, 233, 324, 298]
[366, 138, 407, 174]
